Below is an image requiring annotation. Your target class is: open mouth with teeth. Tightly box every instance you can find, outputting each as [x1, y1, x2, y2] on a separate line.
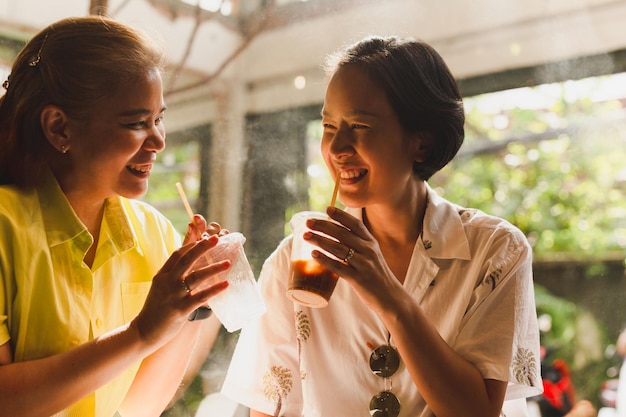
[127, 164, 152, 175]
[340, 169, 368, 181]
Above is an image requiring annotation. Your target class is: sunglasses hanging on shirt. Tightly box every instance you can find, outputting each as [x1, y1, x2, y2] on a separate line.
[369, 332, 401, 417]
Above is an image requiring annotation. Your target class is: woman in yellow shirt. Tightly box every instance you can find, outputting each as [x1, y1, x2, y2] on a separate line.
[0, 16, 229, 417]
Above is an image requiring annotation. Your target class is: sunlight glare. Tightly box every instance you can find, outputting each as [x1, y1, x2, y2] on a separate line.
[466, 72, 626, 114]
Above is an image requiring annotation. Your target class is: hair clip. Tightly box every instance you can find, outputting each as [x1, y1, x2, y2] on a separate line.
[29, 33, 48, 67]
[2, 76, 9, 90]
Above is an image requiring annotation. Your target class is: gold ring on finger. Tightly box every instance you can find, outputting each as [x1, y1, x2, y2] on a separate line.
[180, 278, 191, 293]
[343, 247, 355, 264]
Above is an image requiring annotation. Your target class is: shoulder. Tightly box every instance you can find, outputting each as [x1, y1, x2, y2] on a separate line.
[457, 208, 533, 274]
[0, 185, 38, 223]
[459, 206, 528, 247]
[0, 184, 37, 204]
[0, 186, 43, 265]
[424, 189, 531, 262]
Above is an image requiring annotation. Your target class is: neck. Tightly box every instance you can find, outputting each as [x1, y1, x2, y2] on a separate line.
[361, 181, 429, 284]
[362, 181, 429, 247]
[52, 167, 106, 237]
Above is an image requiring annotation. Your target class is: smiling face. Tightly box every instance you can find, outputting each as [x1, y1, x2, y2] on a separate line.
[321, 64, 425, 209]
[51, 68, 166, 202]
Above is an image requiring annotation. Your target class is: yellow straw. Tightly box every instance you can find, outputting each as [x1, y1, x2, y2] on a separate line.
[176, 182, 195, 222]
[330, 173, 340, 208]
[176, 182, 213, 264]
[176, 184, 215, 309]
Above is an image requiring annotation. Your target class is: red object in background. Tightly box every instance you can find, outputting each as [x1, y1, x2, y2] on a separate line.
[542, 358, 577, 414]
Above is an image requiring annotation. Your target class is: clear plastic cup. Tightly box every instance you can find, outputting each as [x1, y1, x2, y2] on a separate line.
[204, 232, 266, 332]
[286, 211, 340, 308]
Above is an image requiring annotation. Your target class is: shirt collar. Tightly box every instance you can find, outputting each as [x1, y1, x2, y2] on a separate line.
[38, 169, 91, 249]
[37, 169, 135, 255]
[421, 184, 471, 261]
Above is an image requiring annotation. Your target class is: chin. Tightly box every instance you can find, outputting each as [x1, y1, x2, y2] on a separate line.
[338, 196, 366, 209]
[119, 184, 149, 200]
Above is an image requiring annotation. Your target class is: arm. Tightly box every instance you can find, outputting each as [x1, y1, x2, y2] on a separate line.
[0, 237, 229, 417]
[120, 315, 222, 416]
[381, 294, 508, 417]
[0, 322, 160, 417]
[169, 314, 223, 407]
[121, 216, 227, 416]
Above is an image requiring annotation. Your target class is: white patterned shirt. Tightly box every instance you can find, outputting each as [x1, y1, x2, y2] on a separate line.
[222, 185, 542, 417]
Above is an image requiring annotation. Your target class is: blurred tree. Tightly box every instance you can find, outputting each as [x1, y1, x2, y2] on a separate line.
[430, 77, 626, 260]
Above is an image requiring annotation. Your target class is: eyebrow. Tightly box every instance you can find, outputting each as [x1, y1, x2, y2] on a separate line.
[118, 106, 167, 117]
[320, 108, 378, 118]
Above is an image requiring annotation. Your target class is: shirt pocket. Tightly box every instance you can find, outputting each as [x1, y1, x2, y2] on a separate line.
[121, 282, 151, 322]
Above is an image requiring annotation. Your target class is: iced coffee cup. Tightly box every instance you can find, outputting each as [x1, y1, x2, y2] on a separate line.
[286, 211, 340, 308]
[203, 232, 267, 332]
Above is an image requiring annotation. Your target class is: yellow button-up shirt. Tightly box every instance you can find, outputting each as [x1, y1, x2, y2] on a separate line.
[0, 173, 182, 417]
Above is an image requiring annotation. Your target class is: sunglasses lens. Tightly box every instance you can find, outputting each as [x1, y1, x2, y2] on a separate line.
[369, 345, 400, 378]
[369, 390, 401, 417]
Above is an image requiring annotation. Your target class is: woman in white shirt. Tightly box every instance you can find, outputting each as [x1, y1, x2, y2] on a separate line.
[222, 35, 542, 417]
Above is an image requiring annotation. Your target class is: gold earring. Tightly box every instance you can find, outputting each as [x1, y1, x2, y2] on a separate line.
[61, 144, 67, 154]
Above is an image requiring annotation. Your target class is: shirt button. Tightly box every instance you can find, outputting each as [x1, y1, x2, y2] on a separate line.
[95, 318, 103, 328]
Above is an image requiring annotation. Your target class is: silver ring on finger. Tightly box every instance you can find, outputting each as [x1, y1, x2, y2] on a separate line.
[180, 277, 191, 293]
[343, 247, 355, 264]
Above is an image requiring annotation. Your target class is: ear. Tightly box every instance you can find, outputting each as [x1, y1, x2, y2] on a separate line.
[412, 132, 434, 163]
[40, 105, 70, 153]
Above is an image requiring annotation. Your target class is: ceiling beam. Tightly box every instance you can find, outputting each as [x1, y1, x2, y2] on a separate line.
[458, 48, 626, 96]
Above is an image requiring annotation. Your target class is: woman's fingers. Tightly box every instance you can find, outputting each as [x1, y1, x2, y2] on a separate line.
[133, 237, 231, 345]
[326, 206, 371, 240]
[304, 230, 351, 263]
[176, 234, 219, 273]
[157, 235, 224, 302]
[158, 240, 196, 273]
[181, 259, 231, 295]
[311, 247, 355, 275]
[194, 279, 229, 303]
[206, 221, 222, 235]
[304, 207, 371, 252]
[184, 215, 224, 243]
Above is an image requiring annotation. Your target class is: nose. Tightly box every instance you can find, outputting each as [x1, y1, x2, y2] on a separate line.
[328, 125, 355, 159]
[144, 123, 166, 153]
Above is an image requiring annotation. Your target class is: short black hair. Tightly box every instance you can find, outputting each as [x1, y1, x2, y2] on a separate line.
[324, 36, 465, 180]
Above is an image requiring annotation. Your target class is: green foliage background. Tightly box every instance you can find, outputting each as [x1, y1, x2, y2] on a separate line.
[430, 80, 626, 260]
